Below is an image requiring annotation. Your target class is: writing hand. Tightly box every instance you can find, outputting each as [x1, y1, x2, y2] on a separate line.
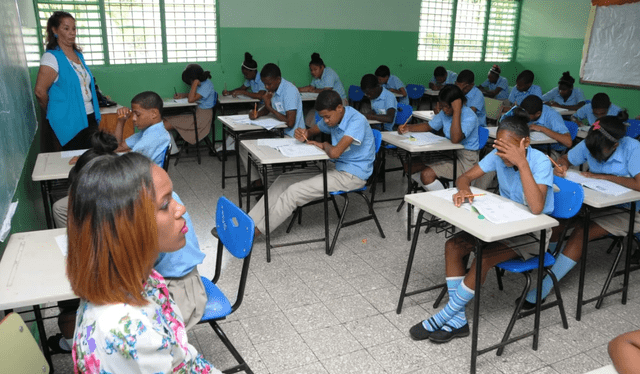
[398, 124, 409, 134]
[294, 128, 308, 142]
[452, 189, 473, 207]
[173, 93, 180, 99]
[554, 164, 568, 177]
[249, 110, 259, 120]
[222, 90, 229, 96]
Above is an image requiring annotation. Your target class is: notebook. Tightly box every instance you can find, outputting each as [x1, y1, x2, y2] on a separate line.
[565, 171, 632, 196]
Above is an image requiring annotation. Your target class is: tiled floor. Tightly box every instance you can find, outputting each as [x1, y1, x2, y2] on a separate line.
[45, 151, 640, 374]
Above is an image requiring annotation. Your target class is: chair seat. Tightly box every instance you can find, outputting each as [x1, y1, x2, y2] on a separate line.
[496, 252, 556, 273]
[384, 144, 397, 149]
[200, 276, 232, 321]
[330, 186, 366, 196]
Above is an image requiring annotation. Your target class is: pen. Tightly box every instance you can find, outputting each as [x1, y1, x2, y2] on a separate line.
[174, 87, 177, 96]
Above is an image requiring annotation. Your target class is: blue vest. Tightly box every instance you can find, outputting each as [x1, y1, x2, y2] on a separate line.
[46, 48, 101, 146]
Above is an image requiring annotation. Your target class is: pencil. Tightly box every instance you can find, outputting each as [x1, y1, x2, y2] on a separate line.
[465, 193, 485, 198]
[254, 103, 257, 117]
[548, 155, 561, 169]
[403, 115, 412, 126]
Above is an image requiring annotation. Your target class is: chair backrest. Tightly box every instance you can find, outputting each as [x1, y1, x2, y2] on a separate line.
[372, 128, 382, 154]
[162, 143, 171, 171]
[349, 85, 364, 102]
[0, 313, 49, 373]
[395, 103, 413, 125]
[626, 119, 640, 139]
[405, 84, 425, 100]
[485, 97, 504, 121]
[478, 126, 489, 149]
[551, 176, 584, 219]
[564, 120, 578, 141]
[216, 196, 255, 259]
[366, 129, 384, 190]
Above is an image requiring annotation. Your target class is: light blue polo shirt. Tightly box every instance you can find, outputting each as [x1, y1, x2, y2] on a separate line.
[508, 84, 542, 106]
[154, 192, 206, 278]
[383, 75, 409, 105]
[370, 87, 398, 131]
[568, 137, 640, 211]
[479, 146, 554, 214]
[465, 86, 486, 127]
[272, 77, 304, 137]
[480, 76, 509, 100]
[311, 67, 346, 99]
[531, 105, 569, 151]
[196, 79, 216, 109]
[430, 70, 458, 85]
[542, 87, 585, 106]
[125, 121, 171, 167]
[429, 106, 480, 150]
[574, 102, 623, 125]
[316, 106, 375, 181]
[244, 72, 266, 93]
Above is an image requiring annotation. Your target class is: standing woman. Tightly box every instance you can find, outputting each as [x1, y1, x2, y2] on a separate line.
[222, 52, 266, 100]
[165, 64, 216, 145]
[298, 53, 347, 105]
[34, 11, 101, 151]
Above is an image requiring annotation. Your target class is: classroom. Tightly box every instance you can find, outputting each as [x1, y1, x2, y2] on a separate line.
[2, 0, 640, 373]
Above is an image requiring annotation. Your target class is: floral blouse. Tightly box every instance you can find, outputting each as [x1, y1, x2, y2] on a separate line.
[72, 270, 219, 374]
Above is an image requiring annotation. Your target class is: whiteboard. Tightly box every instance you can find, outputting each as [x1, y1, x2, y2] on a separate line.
[0, 0, 38, 228]
[580, 3, 640, 89]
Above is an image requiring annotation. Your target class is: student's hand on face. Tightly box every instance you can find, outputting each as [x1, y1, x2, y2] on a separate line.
[117, 107, 131, 121]
[494, 137, 527, 167]
[450, 98, 463, 113]
[192, 79, 200, 87]
[452, 188, 473, 207]
[433, 102, 441, 115]
[397, 124, 409, 134]
[294, 128, 308, 142]
[553, 164, 567, 178]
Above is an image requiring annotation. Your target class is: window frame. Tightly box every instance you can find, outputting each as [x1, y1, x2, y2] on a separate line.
[417, 0, 522, 63]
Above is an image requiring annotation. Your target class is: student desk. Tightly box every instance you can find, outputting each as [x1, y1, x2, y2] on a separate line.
[32, 151, 77, 229]
[400, 189, 558, 374]
[217, 115, 287, 208]
[423, 89, 440, 109]
[300, 92, 319, 102]
[380, 131, 465, 240]
[98, 105, 134, 139]
[0, 228, 76, 372]
[241, 139, 330, 262]
[486, 127, 558, 145]
[412, 110, 436, 122]
[575, 187, 640, 321]
[551, 107, 576, 117]
[163, 100, 205, 163]
[218, 94, 259, 115]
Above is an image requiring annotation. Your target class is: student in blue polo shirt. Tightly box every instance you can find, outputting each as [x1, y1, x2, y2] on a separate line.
[429, 66, 457, 90]
[506, 70, 542, 107]
[115, 91, 171, 167]
[242, 63, 305, 192]
[375, 65, 408, 105]
[520, 95, 572, 159]
[478, 64, 509, 100]
[222, 52, 266, 100]
[398, 85, 480, 191]
[360, 74, 397, 131]
[521, 115, 640, 311]
[410, 108, 554, 343]
[572, 92, 628, 126]
[298, 53, 347, 104]
[248, 90, 375, 236]
[455, 70, 486, 127]
[542, 71, 585, 111]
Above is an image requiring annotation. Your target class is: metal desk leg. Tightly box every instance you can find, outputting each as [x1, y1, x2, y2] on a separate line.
[533, 229, 546, 350]
[245, 155, 252, 212]
[323, 161, 330, 255]
[33, 304, 53, 372]
[193, 108, 201, 164]
[397, 209, 425, 313]
[406, 156, 413, 240]
[238, 134, 245, 209]
[470, 238, 484, 374]
[41, 181, 54, 229]
[452, 150, 457, 187]
[623, 202, 636, 304]
[576, 207, 590, 321]
[221, 127, 228, 189]
[262, 164, 271, 262]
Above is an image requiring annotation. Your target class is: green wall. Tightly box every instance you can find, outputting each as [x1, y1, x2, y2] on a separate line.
[517, 0, 640, 117]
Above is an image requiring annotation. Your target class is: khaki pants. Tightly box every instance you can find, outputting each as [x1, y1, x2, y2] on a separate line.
[164, 267, 208, 330]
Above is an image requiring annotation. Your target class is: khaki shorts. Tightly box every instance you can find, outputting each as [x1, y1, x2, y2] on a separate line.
[165, 266, 208, 330]
[591, 208, 640, 237]
[429, 149, 479, 180]
[503, 229, 552, 261]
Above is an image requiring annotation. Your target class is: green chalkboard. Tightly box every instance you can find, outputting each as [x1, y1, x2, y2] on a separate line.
[0, 0, 38, 226]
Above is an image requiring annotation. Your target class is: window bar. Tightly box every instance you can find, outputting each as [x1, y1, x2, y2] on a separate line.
[447, 0, 459, 61]
[32, 0, 45, 57]
[159, 0, 167, 63]
[511, 0, 523, 61]
[480, 0, 492, 62]
[98, 0, 110, 66]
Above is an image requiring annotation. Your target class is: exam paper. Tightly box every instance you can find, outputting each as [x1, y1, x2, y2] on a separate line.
[173, 98, 190, 103]
[278, 144, 326, 158]
[529, 131, 553, 142]
[250, 117, 283, 130]
[257, 138, 301, 148]
[61, 149, 87, 158]
[429, 189, 536, 224]
[55, 234, 68, 256]
[402, 132, 446, 146]
[300, 92, 319, 100]
[565, 171, 632, 196]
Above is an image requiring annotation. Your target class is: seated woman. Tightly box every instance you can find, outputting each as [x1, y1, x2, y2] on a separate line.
[541, 71, 586, 111]
[67, 152, 219, 373]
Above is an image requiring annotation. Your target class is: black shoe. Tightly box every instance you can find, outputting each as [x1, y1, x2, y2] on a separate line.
[428, 324, 470, 344]
[211, 227, 219, 239]
[515, 296, 546, 311]
[631, 250, 640, 265]
[409, 322, 433, 341]
[240, 180, 263, 194]
[47, 333, 72, 354]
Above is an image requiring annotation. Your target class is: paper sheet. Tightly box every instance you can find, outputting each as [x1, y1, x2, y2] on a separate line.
[278, 144, 326, 158]
[173, 98, 190, 103]
[402, 132, 446, 146]
[60, 149, 87, 158]
[565, 171, 632, 196]
[552, 107, 569, 114]
[257, 138, 301, 148]
[529, 131, 553, 142]
[55, 234, 68, 256]
[250, 117, 283, 130]
[300, 92, 319, 100]
[226, 114, 252, 124]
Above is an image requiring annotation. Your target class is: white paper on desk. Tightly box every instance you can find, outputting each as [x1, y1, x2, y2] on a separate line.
[402, 132, 446, 146]
[553, 107, 569, 114]
[300, 92, 319, 99]
[226, 114, 251, 124]
[257, 138, 301, 148]
[529, 131, 553, 142]
[250, 117, 282, 130]
[173, 98, 189, 103]
[565, 171, 632, 196]
[429, 189, 536, 224]
[278, 144, 326, 158]
[60, 149, 87, 158]
[55, 234, 68, 256]
[234, 95, 252, 100]
[580, 125, 591, 132]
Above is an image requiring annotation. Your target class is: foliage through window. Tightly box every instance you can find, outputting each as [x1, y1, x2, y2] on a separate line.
[26, 0, 217, 66]
[418, 0, 519, 62]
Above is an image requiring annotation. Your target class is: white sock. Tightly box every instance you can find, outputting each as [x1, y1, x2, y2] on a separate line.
[411, 173, 426, 188]
[425, 179, 445, 191]
[169, 133, 179, 155]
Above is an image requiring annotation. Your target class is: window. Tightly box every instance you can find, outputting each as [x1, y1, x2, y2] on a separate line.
[417, 0, 520, 62]
[26, 0, 217, 66]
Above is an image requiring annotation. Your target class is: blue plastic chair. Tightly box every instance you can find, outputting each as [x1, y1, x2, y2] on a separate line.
[406, 84, 425, 108]
[161, 143, 171, 172]
[286, 130, 385, 255]
[199, 196, 255, 374]
[493, 176, 582, 355]
[564, 120, 578, 142]
[395, 103, 413, 126]
[626, 119, 640, 139]
[349, 85, 365, 110]
[478, 126, 489, 149]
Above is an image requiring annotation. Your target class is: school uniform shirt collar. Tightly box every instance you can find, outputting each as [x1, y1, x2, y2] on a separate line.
[274, 77, 288, 97]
